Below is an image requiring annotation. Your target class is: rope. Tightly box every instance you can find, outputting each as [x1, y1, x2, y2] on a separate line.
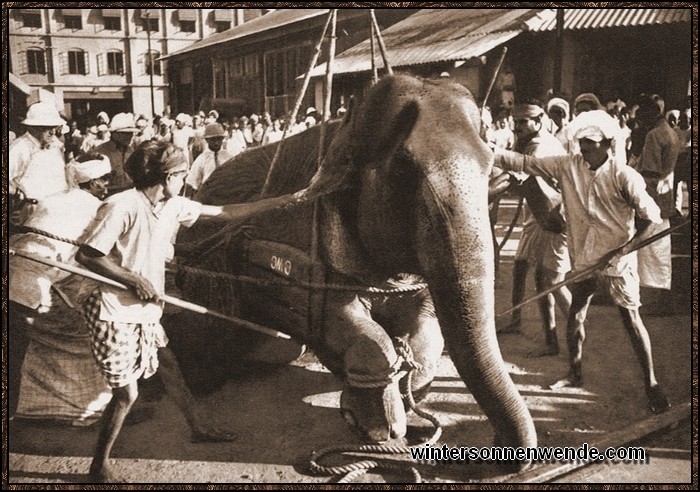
[497, 195, 524, 252]
[174, 263, 427, 296]
[309, 339, 442, 483]
[13, 225, 81, 246]
[12, 225, 428, 297]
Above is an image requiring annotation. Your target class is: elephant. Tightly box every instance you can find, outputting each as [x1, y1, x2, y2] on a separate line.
[176, 74, 537, 461]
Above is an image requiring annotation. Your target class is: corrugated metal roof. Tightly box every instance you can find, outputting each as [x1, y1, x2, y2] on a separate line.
[163, 9, 329, 59]
[309, 8, 548, 77]
[531, 8, 691, 31]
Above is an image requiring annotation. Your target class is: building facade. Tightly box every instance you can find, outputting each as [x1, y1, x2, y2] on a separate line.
[163, 9, 416, 121]
[7, 7, 269, 129]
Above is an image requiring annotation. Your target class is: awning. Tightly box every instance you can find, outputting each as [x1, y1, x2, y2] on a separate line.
[60, 9, 82, 17]
[530, 8, 691, 31]
[141, 9, 160, 19]
[101, 9, 122, 18]
[178, 9, 197, 22]
[10, 73, 32, 95]
[214, 9, 232, 22]
[308, 9, 543, 77]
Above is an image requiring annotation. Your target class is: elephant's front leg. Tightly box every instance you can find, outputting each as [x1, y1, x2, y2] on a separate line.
[316, 292, 407, 443]
[375, 288, 444, 405]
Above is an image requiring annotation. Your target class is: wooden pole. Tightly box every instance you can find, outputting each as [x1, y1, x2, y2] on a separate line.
[497, 219, 690, 318]
[369, 11, 378, 84]
[260, 9, 334, 196]
[370, 9, 393, 75]
[10, 249, 292, 340]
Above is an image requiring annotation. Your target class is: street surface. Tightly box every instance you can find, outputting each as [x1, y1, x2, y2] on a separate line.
[6, 196, 694, 485]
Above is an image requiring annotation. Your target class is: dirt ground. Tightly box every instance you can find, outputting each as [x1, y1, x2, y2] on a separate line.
[6, 199, 694, 485]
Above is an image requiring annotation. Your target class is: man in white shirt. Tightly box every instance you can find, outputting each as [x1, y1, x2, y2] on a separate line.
[185, 123, 233, 195]
[494, 110, 671, 415]
[9, 102, 69, 225]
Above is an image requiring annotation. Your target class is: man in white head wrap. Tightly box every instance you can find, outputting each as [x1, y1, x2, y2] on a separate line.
[9, 153, 114, 426]
[492, 109, 671, 415]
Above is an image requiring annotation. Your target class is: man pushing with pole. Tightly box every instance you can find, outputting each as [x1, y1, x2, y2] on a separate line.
[493, 109, 671, 415]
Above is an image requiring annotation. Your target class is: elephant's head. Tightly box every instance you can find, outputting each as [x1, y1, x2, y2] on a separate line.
[305, 75, 537, 457]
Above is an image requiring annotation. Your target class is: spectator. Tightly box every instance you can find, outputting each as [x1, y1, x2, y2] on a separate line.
[75, 140, 300, 482]
[673, 109, 691, 218]
[9, 102, 69, 225]
[172, 113, 195, 166]
[185, 123, 233, 195]
[226, 117, 248, 156]
[632, 94, 680, 292]
[9, 154, 114, 424]
[95, 113, 139, 196]
[304, 107, 318, 128]
[546, 97, 570, 146]
[501, 102, 571, 359]
[494, 109, 671, 415]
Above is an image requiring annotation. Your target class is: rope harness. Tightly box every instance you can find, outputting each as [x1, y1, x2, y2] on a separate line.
[309, 338, 442, 483]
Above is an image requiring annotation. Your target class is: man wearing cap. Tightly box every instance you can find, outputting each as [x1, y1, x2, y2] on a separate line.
[565, 93, 627, 165]
[9, 154, 113, 424]
[501, 101, 571, 358]
[172, 113, 195, 165]
[75, 140, 302, 482]
[546, 97, 570, 146]
[494, 109, 671, 415]
[10, 102, 69, 225]
[185, 122, 233, 195]
[95, 113, 139, 196]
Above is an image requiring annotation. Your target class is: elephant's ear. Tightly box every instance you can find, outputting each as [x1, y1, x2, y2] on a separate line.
[359, 100, 419, 169]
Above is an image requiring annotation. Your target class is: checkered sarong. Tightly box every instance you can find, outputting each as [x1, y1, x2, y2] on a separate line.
[81, 289, 168, 388]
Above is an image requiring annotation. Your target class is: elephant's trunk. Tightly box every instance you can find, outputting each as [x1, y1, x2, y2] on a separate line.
[417, 167, 537, 454]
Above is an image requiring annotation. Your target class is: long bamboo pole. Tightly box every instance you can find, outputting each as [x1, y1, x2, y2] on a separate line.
[497, 219, 690, 318]
[10, 249, 291, 340]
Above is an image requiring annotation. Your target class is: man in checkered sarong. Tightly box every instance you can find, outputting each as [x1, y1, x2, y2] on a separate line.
[76, 140, 300, 483]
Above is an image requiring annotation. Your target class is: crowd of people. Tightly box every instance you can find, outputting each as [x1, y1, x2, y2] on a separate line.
[487, 90, 690, 418]
[7, 86, 689, 482]
[9, 101, 309, 482]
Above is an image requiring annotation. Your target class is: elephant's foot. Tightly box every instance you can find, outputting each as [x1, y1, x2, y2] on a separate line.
[646, 385, 671, 414]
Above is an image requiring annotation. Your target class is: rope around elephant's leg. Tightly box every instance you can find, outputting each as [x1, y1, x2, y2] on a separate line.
[308, 341, 442, 483]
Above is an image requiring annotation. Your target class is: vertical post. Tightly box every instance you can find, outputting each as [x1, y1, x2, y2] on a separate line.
[369, 10, 378, 84]
[370, 9, 392, 75]
[554, 9, 564, 95]
[146, 11, 156, 117]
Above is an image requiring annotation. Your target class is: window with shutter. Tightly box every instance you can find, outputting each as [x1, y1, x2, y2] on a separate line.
[97, 53, 104, 76]
[59, 52, 68, 75]
[107, 52, 124, 75]
[83, 51, 90, 75]
[18, 51, 28, 75]
[27, 49, 46, 74]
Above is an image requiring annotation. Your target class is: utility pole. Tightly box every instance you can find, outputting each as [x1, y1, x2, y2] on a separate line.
[146, 10, 156, 117]
[554, 9, 564, 95]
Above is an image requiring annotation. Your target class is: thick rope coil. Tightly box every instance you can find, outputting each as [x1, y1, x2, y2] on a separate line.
[309, 338, 443, 483]
[345, 354, 405, 389]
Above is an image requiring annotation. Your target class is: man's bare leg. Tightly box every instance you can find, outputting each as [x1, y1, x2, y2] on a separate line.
[618, 307, 670, 414]
[89, 382, 137, 483]
[548, 278, 595, 389]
